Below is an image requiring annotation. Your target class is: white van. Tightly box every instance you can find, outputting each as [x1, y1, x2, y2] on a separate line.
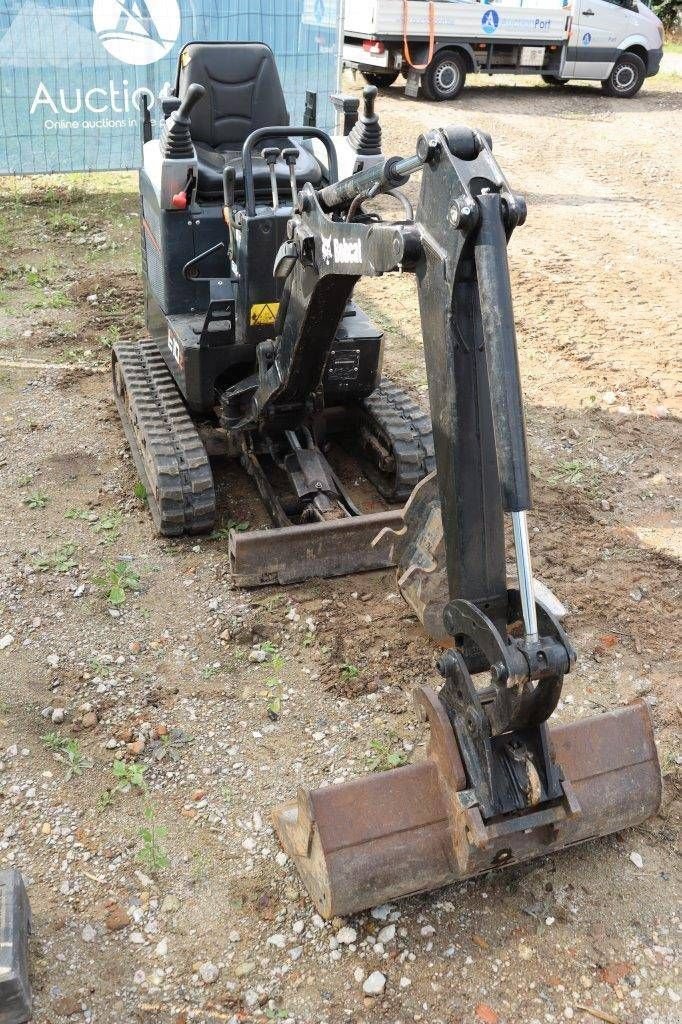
[342, 0, 665, 99]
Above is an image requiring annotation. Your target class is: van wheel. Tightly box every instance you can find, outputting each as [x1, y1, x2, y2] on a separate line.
[601, 53, 646, 98]
[421, 52, 467, 101]
[541, 75, 569, 86]
[361, 71, 400, 89]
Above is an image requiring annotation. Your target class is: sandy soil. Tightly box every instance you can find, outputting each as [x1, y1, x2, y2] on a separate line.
[0, 70, 680, 1024]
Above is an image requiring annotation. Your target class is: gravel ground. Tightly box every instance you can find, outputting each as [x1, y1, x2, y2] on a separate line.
[0, 69, 679, 1024]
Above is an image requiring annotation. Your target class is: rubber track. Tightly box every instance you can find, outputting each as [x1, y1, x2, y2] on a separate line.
[360, 379, 436, 503]
[112, 341, 215, 536]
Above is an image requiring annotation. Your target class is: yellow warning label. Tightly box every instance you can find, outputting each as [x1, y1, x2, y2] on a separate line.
[250, 302, 280, 326]
[181, 49, 191, 68]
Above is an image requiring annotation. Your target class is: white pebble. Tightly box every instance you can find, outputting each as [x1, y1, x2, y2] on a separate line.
[377, 924, 396, 944]
[400, 976, 412, 988]
[362, 970, 386, 996]
[199, 962, 220, 984]
[336, 926, 357, 945]
[267, 933, 286, 949]
[629, 851, 644, 869]
[81, 924, 96, 942]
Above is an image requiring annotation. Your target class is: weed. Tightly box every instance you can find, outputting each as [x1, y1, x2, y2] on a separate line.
[93, 560, 139, 605]
[112, 760, 147, 793]
[34, 543, 78, 573]
[265, 679, 283, 720]
[99, 325, 120, 349]
[23, 492, 48, 509]
[16, 474, 34, 487]
[209, 518, 250, 540]
[97, 790, 115, 811]
[201, 663, 220, 680]
[41, 731, 68, 752]
[56, 739, 92, 779]
[153, 728, 193, 763]
[548, 459, 600, 490]
[133, 481, 147, 501]
[261, 641, 279, 658]
[93, 509, 122, 541]
[136, 804, 170, 874]
[65, 507, 98, 522]
[340, 663, 360, 681]
[367, 735, 409, 772]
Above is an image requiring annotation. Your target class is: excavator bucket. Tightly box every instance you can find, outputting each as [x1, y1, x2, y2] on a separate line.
[273, 689, 661, 919]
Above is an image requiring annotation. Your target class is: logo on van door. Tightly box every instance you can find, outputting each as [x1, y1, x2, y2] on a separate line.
[481, 9, 500, 34]
[582, 31, 592, 44]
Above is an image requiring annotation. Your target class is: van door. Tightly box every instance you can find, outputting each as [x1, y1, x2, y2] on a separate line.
[564, 0, 632, 80]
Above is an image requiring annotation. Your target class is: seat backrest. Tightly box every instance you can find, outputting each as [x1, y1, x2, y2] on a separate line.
[176, 42, 289, 150]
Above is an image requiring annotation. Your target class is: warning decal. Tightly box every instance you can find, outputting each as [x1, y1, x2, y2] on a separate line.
[250, 302, 280, 326]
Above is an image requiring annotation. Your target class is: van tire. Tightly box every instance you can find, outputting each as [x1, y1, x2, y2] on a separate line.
[361, 71, 400, 89]
[421, 51, 467, 101]
[542, 75, 569, 86]
[601, 53, 646, 98]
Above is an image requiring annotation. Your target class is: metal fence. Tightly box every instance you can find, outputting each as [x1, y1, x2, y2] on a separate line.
[0, 0, 342, 175]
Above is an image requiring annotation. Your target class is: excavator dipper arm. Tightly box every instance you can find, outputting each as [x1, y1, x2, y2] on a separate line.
[271, 127, 661, 916]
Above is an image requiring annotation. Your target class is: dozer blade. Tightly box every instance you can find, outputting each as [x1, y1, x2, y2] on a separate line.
[273, 689, 661, 919]
[229, 509, 403, 587]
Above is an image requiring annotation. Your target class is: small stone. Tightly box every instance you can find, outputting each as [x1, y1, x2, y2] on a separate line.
[289, 945, 303, 961]
[81, 711, 98, 729]
[267, 933, 286, 949]
[629, 851, 644, 869]
[336, 926, 357, 945]
[311, 914, 325, 929]
[235, 961, 256, 978]
[0, 635, 14, 651]
[47, 653, 60, 668]
[160, 894, 181, 914]
[128, 738, 145, 755]
[400, 976, 412, 988]
[377, 924, 396, 944]
[129, 930, 145, 944]
[519, 944, 534, 961]
[191, 789, 206, 802]
[275, 851, 288, 867]
[601, 391, 617, 406]
[354, 967, 365, 983]
[199, 962, 220, 984]
[292, 920, 304, 935]
[155, 938, 168, 957]
[51, 708, 65, 724]
[545, 916, 555, 926]
[362, 971, 386, 996]
[228, 930, 241, 942]
[41, 822, 51, 835]
[249, 649, 267, 663]
[81, 924, 96, 942]
[105, 904, 130, 931]
[420, 925, 435, 937]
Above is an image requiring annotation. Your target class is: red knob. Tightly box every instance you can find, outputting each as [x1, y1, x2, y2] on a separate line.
[171, 191, 187, 210]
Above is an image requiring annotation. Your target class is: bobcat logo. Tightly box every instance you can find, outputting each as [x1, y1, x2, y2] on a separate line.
[93, 0, 181, 66]
[321, 235, 333, 266]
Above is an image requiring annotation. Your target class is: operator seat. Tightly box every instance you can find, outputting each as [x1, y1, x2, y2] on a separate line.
[175, 41, 324, 204]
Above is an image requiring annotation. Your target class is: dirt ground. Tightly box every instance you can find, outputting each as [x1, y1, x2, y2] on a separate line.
[0, 69, 680, 1024]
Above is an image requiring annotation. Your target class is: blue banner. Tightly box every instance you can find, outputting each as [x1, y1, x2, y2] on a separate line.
[0, 0, 341, 174]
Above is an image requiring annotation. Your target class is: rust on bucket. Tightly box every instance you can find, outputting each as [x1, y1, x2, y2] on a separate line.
[273, 690, 661, 919]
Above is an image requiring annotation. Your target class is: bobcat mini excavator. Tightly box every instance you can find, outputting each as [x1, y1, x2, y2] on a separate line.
[114, 42, 661, 918]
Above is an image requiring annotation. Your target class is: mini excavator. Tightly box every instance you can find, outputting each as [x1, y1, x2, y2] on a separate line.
[114, 41, 661, 918]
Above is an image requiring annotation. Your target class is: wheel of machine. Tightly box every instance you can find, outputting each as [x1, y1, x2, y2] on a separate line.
[112, 341, 216, 537]
[357, 379, 435, 503]
[541, 75, 569, 86]
[601, 52, 646, 98]
[421, 51, 467, 102]
[360, 71, 400, 89]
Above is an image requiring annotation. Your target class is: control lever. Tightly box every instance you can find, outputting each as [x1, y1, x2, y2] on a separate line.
[280, 147, 299, 205]
[261, 147, 281, 208]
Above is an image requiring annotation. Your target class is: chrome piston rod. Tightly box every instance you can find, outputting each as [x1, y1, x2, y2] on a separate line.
[512, 509, 538, 642]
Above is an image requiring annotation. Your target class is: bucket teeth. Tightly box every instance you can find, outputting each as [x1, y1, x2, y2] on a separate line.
[273, 692, 661, 919]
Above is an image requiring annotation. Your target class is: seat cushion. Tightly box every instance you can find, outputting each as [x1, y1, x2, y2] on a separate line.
[177, 42, 289, 151]
[195, 140, 323, 203]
